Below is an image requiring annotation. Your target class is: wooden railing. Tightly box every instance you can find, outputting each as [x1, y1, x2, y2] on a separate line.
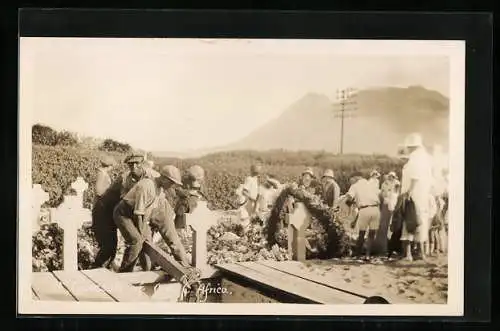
[32, 179, 316, 274]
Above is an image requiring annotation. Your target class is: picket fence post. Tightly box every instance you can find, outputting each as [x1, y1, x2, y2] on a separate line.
[287, 202, 312, 262]
[186, 200, 218, 275]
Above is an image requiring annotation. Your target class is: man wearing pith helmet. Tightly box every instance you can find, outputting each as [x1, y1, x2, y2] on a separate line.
[299, 167, 318, 195]
[114, 164, 190, 272]
[320, 169, 341, 208]
[399, 132, 433, 261]
[173, 165, 207, 231]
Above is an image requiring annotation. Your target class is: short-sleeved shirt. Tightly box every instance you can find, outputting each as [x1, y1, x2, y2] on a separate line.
[95, 168, 112, 197]
[346, 178, 380, 207]
[122, 178, 160, 216]
[242, 175, 260, 201]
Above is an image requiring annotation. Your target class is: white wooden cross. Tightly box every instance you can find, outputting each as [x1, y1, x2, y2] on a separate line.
[287, 202, 312, 262]
[59, 177, 88, 271]
[186, 200, 219, 277]
[32, 184, 49, 231]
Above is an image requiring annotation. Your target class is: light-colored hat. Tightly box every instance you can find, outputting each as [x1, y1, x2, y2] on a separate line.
[302, 167, 315, 177]
[159, 165, 183, 185]
[100, 155, 116, 167]
[387, 171, 397, 179]
[322, 169, 335, 179]
[370, 170, 380, 178]
[403, 133, 424, 148]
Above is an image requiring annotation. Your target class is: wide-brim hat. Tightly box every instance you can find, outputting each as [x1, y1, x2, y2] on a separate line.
[403, 133, 424, 148]
[322, 169, 335, 179]
[302, 167, 315, 177]
[387, 171, 397, 179]
[159, 165, 183, 185]
[370, 170, 381, 178]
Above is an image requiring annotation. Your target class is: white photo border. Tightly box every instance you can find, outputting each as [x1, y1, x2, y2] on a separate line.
[17, 38, 465, 316]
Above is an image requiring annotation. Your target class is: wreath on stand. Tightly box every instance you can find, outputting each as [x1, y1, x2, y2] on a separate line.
[264, 184, 351, 259]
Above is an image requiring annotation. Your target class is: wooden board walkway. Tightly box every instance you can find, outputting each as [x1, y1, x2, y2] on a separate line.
[215, 261, 399, 304]
[31, 268, 182, 302]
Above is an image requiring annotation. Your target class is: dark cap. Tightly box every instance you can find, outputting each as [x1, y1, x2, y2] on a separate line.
[124, 154, 144, 164]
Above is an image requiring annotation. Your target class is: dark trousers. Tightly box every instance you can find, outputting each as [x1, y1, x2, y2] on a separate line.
[113, 200, 152, 273]
[375, 203, 392, 255]
[91, 200, 118, 269]
[388, 225, 403, 257]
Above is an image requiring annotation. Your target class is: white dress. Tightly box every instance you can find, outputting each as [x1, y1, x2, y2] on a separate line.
[400, 147, 434, 242]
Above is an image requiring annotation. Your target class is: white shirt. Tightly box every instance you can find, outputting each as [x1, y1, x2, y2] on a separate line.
[401, 146, 433, 212]
[347, 178, 380, 207]
[242, 175, 260, 201]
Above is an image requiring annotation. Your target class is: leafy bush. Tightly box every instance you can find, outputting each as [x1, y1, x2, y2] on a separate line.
[32, 124, 79, 147]
[98, 138, 133, 154]
[32, 124, 59, 146]
[32, 222, 102, 272]
[154, 150, 403, 210]
[32, 145, 126, 209]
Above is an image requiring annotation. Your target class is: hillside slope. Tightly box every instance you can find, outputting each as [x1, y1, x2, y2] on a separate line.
[223, 86, 449, 155]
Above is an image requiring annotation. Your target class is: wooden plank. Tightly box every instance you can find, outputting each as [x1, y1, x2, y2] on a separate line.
[115, 270, 170, 285]
[258, 261, 371, 299]
[216, 262, 354, 304]
[243, 262, 363, 304]
[82, 268, 151, 302]
[32, 272, 75, 301]
[52, 271, 115, 302]
[142, 241, 187, 282]
[257, 261, 405, 304]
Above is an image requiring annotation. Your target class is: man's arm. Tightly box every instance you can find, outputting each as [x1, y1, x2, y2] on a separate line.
[151, 198, 190, 266]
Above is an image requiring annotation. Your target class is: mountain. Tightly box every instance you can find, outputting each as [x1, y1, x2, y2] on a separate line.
[219, 86, 449, 156]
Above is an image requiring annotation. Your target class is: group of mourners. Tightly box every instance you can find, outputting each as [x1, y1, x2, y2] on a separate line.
[91, 132, 448, 273]
[91, 154, 207, 273]
[232, 132, 449, 263]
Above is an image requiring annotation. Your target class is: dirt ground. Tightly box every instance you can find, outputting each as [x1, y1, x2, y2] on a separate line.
[301, 253, 448, 304]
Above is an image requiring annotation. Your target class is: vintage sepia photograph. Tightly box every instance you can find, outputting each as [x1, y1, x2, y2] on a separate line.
[18, 38, 465, 316]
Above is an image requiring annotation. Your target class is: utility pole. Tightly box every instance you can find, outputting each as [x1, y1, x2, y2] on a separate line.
[334, 87, 358, 155]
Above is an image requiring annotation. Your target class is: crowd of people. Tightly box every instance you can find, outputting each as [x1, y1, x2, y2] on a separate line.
[91, 132, 449, 273]
[232, 132, 449, 263]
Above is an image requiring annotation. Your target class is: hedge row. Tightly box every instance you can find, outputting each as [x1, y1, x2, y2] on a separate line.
[33, 145, 403, 211]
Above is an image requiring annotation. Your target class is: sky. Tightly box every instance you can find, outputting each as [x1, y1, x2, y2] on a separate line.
[20, 38, 451, 152]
